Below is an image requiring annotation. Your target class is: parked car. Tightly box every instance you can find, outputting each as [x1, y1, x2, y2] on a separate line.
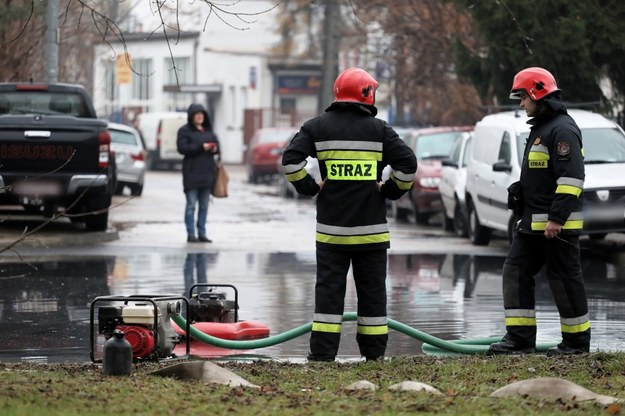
[108, 122, 147, 196]
[246, 127, 298, 183]
[393, 126, 473, 224]
[465, 109, 625, 246]
[439, 132, 473, 236]
[135, 111, 187, 170]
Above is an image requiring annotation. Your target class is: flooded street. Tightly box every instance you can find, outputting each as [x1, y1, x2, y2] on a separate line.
[2, 250, 625, 363]
[1, 167, 625, 362]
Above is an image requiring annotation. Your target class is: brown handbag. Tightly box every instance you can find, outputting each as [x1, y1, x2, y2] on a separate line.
[212, 163, 229, 198]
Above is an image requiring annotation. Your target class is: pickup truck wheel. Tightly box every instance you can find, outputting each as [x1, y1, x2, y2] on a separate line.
[84, 194, 111, 231]
[114, 183, 125, 196]
[130, 183, 144, 196]
[467, 201, 491, 246]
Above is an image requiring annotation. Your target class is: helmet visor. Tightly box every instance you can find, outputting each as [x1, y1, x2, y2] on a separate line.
[509, 89, 524, 100]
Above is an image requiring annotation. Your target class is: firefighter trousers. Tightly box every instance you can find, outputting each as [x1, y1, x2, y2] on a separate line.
[502, 232, 591, 349]
[310, 249, 388, 360]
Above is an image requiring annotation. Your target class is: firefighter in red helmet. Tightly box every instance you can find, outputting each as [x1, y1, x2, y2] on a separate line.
[282, 67, 417, 361]
[489, 67, 591, 356]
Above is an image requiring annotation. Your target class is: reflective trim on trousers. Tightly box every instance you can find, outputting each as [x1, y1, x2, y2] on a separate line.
[561, 314, 591, 334]
[505, 317, 537, 327]
[357, 325, 388, 335]
[312, 322, 342, 333]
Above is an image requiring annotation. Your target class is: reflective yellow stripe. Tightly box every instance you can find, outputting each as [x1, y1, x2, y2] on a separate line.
[325, 160, 377, 180]
[555, 184, 582, 197]
[316, 232, 390, 245]
[357, 325, 388, 335]
[561, 321, 590, 334]
[528, 151, 550, 161]
[391, 175, 412, 190]
[505, 317, 537, 327]
[531, 220, 584, 231]
[286, 169, 308, 182]
[317, 150, 382, 161]
[312, 322, 342, 333]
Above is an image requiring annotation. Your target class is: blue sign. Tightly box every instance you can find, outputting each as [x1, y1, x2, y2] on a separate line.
[277, 75, 321, 95]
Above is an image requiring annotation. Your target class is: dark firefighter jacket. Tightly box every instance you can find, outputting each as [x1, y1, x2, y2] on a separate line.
[518, 97, 585, 235]
[281, 102, 418, 251]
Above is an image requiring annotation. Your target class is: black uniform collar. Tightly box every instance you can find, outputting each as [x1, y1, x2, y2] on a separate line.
[527, 94, 567, 126]
[325, 101, 378, 117]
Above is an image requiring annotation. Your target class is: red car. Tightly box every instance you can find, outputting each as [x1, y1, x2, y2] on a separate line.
[393, 126, 473, 224]
[245, 127, 298, 183]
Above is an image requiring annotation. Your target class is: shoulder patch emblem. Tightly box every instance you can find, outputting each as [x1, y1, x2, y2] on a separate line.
[533, 137, 541, 145]
[557, 141, 570, 156]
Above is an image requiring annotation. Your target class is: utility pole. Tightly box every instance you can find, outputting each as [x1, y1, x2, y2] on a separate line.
[46, 0, 59, 83]
[318, 0, 340, 113]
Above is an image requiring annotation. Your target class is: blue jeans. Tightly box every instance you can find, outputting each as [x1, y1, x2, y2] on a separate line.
[184, 187, 210, 237]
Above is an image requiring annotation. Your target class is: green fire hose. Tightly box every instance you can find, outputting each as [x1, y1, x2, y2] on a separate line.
[171, 312, 558, 355]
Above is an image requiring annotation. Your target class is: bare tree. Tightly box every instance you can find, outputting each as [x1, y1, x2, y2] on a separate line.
[351, 0, 484, 126]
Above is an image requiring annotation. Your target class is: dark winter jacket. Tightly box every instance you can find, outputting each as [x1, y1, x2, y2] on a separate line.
[282, 102, 417, 251]
[518, 96, 585, 235]
[176, 103, 220, 191]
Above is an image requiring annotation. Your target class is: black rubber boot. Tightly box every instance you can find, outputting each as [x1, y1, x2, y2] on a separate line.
[546, 343, 589, 357]
[488, 336, 536, 355]
[307, 353, 335, 362]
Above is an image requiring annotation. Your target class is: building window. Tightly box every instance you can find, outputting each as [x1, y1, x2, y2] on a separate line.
[132, 58, 152, 100]
[280, 98, 296, 114]
[165, 57, 191, 85]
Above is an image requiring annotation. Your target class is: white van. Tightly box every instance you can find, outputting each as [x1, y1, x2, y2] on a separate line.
[465, 109, 625, 245]
[135, 112, 187, 170]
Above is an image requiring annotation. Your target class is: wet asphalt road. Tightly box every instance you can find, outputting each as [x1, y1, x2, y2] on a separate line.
[1, 165, 625, 362]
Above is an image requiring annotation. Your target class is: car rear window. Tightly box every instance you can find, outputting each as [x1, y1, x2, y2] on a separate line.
[0, 91, 88, 117]
[257, 129, 296, 144]
[415, 132, 462, 160]
[110, 129, 138, 146]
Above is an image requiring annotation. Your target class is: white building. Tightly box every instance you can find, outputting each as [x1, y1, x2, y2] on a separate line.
[92, 1, 321, 164]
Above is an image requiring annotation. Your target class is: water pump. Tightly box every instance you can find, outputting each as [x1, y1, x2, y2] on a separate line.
[93, 296, 186, 361]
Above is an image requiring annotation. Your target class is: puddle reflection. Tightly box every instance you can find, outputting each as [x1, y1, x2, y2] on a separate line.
[1, 250, 624, 362]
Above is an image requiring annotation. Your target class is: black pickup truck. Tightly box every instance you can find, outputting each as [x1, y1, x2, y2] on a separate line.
[0, 83, 115, 231]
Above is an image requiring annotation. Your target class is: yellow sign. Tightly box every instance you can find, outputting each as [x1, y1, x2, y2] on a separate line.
[325, 160, 377, 180]
[115, 53, 132, 84]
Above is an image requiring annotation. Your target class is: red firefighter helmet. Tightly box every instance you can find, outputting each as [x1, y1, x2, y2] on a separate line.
[333, 67, 379, 105]
[510, 67, 560, 100]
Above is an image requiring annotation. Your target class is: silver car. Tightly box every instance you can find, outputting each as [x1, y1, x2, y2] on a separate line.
[108, 122, 147, 196]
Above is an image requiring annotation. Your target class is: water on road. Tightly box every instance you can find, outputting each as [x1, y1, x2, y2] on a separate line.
[1, 250, 624, 363]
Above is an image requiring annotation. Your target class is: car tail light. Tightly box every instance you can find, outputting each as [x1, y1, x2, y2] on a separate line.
[99, 130, 111, 168]
[156, 124, 162, 152]
[131, 150, 145, 161]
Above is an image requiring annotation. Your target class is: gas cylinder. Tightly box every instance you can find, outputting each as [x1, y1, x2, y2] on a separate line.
[102, 329, 132, 376]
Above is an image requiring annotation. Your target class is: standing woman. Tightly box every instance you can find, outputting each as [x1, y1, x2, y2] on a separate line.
[177, 103, 220, 243]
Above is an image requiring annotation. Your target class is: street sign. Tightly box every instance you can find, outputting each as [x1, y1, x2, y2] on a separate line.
[116, 53, 132, 85]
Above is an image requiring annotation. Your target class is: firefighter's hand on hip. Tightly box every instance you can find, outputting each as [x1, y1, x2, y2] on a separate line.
[545, 220, 563, 239]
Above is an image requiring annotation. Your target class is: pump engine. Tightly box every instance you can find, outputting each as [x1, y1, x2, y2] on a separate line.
[98, 300, 181, 359]
[189, 289, 238, 323]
